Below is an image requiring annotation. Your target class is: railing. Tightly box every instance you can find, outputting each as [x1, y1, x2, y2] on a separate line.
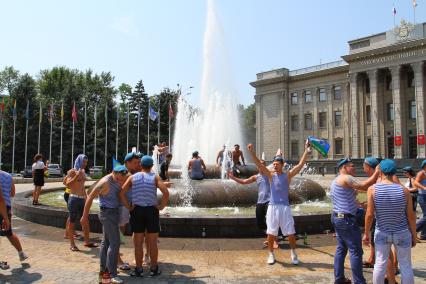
[289, 60, 348, 76]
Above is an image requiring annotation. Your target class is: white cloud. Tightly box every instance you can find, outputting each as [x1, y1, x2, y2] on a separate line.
[110, 16, 139, 38]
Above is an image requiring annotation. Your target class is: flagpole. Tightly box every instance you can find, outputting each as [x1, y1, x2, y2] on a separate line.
[83, 100, 87, 155]
[71, 102, 75, 168]
[168, 102, 171, 152]
[115, 107, 118, 159]
[11, 101, 16, 173]
[94, 104, 97, 167]
[137, 104, 140, 152]
[104, 104, 107, 171]
[126, 103, 129, 153]
[24, 100, 29, 169]
[60, 102, 63, 167]
[413, 0, 417, 24]
[158, 99, 160, 145]
[38, 102, 41, 153]
[49, 103, 53, 162]
[147, 100, 150, 155]
[0, 110, 3, 170]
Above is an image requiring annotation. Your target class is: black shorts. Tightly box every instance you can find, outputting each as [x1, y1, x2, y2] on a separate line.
[68, 196, 85, 223]
[0, 206, 12, 237]
[130, 205, 160, 234]
[64, 192, 70, 204]
[33, 170, 45, 186]
[255, 202, 268, 231]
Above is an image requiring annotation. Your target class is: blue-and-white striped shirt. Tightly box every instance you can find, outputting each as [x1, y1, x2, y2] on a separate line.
[419, 171, 426, 195]
[374, 182, 408, 233]
[0, 171, 12, 207]
[131, 172, 158, 207]
[330, 177, 358, 216]
[99, 175, 121, 209]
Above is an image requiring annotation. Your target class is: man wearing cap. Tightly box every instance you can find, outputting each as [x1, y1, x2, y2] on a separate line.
[64, 154, 96, 251]
[363, 159, 416, 284]
[330, 157, 379, 284]
[80, 165, 129, 284]
[120, 155, 169, 277]
[247, 143, 308, 265]
[413, 159, 426, 240]
[188, 151, 206, 180]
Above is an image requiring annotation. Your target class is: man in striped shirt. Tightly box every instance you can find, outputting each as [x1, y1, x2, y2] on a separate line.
[363, 159, 416, 284]
[330, 158, 379, 284]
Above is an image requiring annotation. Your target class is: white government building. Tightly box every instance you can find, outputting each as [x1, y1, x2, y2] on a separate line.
[251, 20, 426, 162]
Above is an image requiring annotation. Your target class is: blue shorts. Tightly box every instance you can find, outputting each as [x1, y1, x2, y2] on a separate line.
[68, 196, 85, 223]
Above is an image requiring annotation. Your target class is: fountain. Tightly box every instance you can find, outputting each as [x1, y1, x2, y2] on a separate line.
[12, 0, 331, 238]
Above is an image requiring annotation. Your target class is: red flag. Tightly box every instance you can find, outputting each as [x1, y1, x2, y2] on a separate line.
[0, 98, 4, 112]
[72, 102, 77, 122]
[168, 103, 174, 118]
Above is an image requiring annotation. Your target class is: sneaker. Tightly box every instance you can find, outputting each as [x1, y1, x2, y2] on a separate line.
[111, 277, 124, 284]
[149, 265, 161, 277]
[19, 252, 29, 262]
[267, 252, 275, 265]
[291, 252, 299, 265]
[130, 267, 143, 277]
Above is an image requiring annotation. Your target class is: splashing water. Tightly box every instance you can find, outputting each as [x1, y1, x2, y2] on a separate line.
[172, 0, 243, 167]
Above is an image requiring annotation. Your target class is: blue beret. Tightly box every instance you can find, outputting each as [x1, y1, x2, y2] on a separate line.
[379, 159, 397, 175]
[113, 165, 128, 173]
[337, 158, 352, 169]
[421, 160, 426, 169]
[364, 157, 379, 168]
[141, 155, 154, 167]
[124, 152, 142, 162]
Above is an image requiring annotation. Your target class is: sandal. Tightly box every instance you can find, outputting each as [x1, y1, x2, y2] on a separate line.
[0, 261, 10, 270]
[362, 261, 374, 268]
[70, 246, 80, 252]
[119, 263, 131, 271]
[84, 243, 99, 248]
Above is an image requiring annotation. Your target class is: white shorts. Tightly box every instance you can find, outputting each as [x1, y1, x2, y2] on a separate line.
[119, 206, 130, 226]
[266, 204, 295, 236]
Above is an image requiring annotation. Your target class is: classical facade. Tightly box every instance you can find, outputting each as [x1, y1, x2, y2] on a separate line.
[251, 21, 426, 161]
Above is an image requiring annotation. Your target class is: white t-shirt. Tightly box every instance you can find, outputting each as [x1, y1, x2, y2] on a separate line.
[32, 160, 45, 171]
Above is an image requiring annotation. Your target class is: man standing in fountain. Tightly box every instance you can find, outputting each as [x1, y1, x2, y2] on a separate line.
[120, 155, 169, 277]
[330, 158, 379, 284]
[247, 143, 307, 265]
[231, 144, 246, 176]
[64, 154, 97, 251]
[188, 151, 206, 180]
[80, 164, 129, 284]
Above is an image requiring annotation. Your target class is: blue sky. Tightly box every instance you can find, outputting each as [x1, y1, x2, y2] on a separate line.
[0, 0, 425, 106]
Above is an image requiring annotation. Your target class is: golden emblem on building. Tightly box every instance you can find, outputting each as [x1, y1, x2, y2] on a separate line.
[393, 19, 414, 40]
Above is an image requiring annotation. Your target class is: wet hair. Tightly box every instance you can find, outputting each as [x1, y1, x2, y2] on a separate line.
[192, 151, 199, 158]
[166, 153, 173, 158]
[33, 154, 44, 162]
[234, 144, 240, 148]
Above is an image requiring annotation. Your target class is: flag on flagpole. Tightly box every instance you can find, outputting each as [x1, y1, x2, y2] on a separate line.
[72, 102, 77, 122]
[12, 100, 17, 121]
[48, 103, 54, 122]
[168, 103, 174, 118]
[413, 0, 417, 7]
[25, 100, 29, 120]
[61, 102, 64, 121]
[392, 6, 397, 15]
[149, 105, 158, 121]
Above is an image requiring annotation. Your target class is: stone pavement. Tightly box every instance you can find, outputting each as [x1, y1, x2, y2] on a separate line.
[1, 216, 426, 284]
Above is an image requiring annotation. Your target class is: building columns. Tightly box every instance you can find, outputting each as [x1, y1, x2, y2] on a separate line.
[390, 66, 403, 159]
[412, 61, 426, 158]
[350, 73, 360, 158]
[367, 70, 380, 157]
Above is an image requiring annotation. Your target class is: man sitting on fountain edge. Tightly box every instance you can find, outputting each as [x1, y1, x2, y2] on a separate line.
[247, 142, 308, 265]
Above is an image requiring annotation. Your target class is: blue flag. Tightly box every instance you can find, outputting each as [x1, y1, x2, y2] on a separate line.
[149, 105, 158, 121]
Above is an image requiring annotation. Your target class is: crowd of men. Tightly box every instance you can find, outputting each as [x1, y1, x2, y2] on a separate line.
[0, 140, 425, 283]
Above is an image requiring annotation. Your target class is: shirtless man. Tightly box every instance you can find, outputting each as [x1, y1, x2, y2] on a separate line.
[65, 154, 96, 251]
[232, 144, 246, 176]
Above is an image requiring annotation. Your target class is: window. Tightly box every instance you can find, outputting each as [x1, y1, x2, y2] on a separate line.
[291, 141, 299, 158]
[367, 138, 372, 154]
[386, 75, 392, 91]
[409, 100, 416, 119]
[304, 91, 312, 103]
[291, 92, 298, 105]
[335, 139, 343, 155]
[334, 111, 342, 127]
[365, 78, 370, 94]
[407, 71, 414, 88]
[366, 105, 371, 123]
[319, 112, 327, 128]
[304, 113, 312, 130]
[319, 88, 327, 102]
[334, 86, 342, 100]
[291, 115, 299, 131]
[387, 103, 394, 121]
